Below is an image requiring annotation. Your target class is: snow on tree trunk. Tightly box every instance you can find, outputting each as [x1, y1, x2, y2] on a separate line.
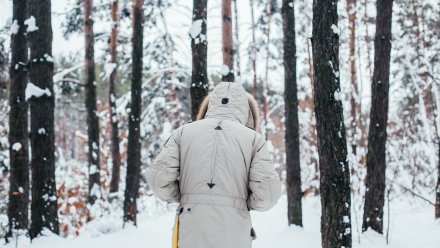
[123, 0, 144, 225]
[190, 0, 208, 121]
[221, 0, 234, 82]
[84, 0, 101, 205]
[109, 0, 122, 194]
[27, 0, 60, 238]
[312, 0, 352, 247]
[282, 0, 302, 227]
[362, 0, 394, 234]
[7, 0, 29, 240]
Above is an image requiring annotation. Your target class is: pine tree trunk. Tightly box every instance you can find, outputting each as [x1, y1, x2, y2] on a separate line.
[190, 0, 208, 121]
[109, 0, 121, 194]
[233, 0, 241, 77]
[431, 85, 440, 219]
[436, 141, 440, 218]
[282, 0, 302, 227]
[347, 0, 360, 158]
[312, 0, 352, 247]
[250, 0, 258, 98]
[123, 0, 144, 225]
[263, 0, 273, 140]
[7, 0, 29, 239]
[222, 0, 234, 82]
[362, 0, 393, 234]
[84, 0, 101, 205]
[28, 0, 59, 238]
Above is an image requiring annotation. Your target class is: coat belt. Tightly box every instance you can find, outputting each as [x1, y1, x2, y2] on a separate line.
[180, 193, 248, 210]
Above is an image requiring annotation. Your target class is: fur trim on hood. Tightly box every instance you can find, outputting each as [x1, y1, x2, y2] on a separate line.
[196, 83, 260, 131]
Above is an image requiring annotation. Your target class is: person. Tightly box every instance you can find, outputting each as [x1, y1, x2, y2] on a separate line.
[145, 82, 281, 248]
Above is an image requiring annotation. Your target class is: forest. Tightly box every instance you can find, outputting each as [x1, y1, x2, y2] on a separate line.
[0, 0, 439, 247]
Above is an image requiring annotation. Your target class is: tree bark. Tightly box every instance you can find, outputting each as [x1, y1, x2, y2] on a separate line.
[347, 0, 360, 158]
[222, 0, 234, 82]
[362, 0, 394, 234]
[28, 0, 59, 238]
[282, 0, 302, 227]
[250, 0, 258, 98]
[312, 0, 352, 247]
[190, 0, 208, 121]
[431, 85, 440, 219]
[263, 0, 273, 140]
[7, 0, 29, 240]
[233, 0, 241, 77]
[84, 0, 101, 205]
[123, 0, 144, 225]
[109, 0, 121, 194]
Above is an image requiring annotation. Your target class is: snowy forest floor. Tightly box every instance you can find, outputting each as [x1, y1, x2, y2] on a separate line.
[3, 195, 440, 248]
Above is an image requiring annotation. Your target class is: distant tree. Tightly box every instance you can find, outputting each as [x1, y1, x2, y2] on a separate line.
[0, 37, 8, 97]
[123, 0, 144, 225]
[6, 0, 29, 240]
[233, 0, 241, 77]
[312, 0, 352, 247]
[282, 0, 302, 227]
[84, 0, 101, 205]
[27, 0, 59, 238]
[362, 0, 394, 234]
[249, 0, 258, 97]
[221, 0, 234, 82]
[190, 0, 208, 121]
[109, 0, 122, 194]
[347, 0, 361, 159]
[435, 90, 440, 218]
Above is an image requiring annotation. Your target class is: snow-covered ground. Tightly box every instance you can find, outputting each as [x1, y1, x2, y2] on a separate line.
[3, 195, 439, 248]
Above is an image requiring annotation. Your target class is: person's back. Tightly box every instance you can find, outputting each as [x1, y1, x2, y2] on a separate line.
[146, 82, 281, 248]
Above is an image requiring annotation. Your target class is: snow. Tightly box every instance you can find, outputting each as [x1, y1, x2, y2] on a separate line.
[24, 16, 39, 33]
[10, 19, 19, 35]
[189, 19, 203, 39]
[103, 63, 117, 79]
[44, 54, 54, 62]
[331, 24, 340, 35]
[219, 64, 230, 76]
[25, 83, 52, 101]
[11, 142, 22, 151]
[334, 89, 342, 102]
[3, 196, 439, 248]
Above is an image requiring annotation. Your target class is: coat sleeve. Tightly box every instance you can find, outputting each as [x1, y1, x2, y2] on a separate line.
[145, 127, 182, 203]
[247, 134, 282, 211]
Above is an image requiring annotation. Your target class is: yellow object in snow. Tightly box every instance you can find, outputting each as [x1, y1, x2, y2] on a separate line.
[172, 215, 179, 248]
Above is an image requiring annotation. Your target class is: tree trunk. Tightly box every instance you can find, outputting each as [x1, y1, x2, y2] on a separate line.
[123, 0, 144, 225]
[222, 0, 234, 82]
[250, 0, 258, 98]
[312, 0, 352, 247]
[84, 0, 101, 205]
[263, 0, 273, 140]
[7, 0, 29, 240]
[28, 0, 59, 238]
[282, 0, 302, 227]
[347, 0, 360, 158]
[190, 0, 208, 121]
[109, 0, 121, 194]
[431, 85, 440, 219]
[362, 0, 393, 234]
[233, 0, 241, 77]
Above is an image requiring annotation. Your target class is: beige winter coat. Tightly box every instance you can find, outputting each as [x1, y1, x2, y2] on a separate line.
[145, 82, 282, 248]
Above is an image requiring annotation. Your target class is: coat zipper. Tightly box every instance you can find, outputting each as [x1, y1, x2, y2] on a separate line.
[209, 120, 222, 187]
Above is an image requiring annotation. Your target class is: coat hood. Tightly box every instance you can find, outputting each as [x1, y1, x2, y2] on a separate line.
[196, 82, 260, 130]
